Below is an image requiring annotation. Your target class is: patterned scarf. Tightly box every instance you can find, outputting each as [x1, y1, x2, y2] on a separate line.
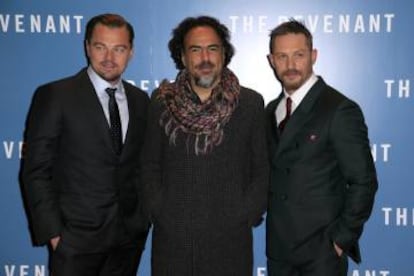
[157, 68, 240, 155]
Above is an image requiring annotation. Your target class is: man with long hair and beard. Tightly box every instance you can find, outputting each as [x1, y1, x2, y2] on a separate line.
[141, 16, 269, 275]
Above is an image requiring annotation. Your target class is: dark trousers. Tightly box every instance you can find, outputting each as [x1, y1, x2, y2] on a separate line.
[267, 233, 348, 276]
[49, 237, 147, 276]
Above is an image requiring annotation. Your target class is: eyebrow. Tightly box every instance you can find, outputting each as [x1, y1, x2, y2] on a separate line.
[188, 43, 221, 49]
[274, 48, 307, 54]
[92, 41, 129, 48]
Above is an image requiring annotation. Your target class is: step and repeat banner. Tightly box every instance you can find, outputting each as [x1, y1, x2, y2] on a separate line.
[1, 0, 413, 275]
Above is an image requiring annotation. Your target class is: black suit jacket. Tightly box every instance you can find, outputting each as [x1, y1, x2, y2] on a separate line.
[21, 68, 150, 252]
[265, 77, 377, 263]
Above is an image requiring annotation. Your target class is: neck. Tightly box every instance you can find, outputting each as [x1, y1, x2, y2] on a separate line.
[193, 87, 212, 102]
[109, 79, 121, 87]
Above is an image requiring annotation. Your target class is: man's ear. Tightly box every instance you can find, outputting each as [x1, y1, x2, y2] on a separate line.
[267, 54, 275, 69]
[181, 52, 186, 68]
[311, 49, 317, 65]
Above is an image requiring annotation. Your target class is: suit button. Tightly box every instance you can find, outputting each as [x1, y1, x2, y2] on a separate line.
[280, 195, 288, 201]
[285, 168, 290, 174]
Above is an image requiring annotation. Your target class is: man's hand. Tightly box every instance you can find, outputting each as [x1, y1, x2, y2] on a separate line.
[50, 236, 61, 251]
[333, 242, 343, 257]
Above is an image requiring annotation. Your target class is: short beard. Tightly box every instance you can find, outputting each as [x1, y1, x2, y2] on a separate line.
[193, 61, 219, 88]
[283, 82, 301, 93]
[195, 75, 217, 88]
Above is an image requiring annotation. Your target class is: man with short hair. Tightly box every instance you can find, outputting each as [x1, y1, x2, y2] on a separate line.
[265, 19, 378, 276]
[21, 13, 149, 276]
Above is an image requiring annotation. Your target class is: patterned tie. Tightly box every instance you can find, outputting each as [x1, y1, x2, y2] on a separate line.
[278, 97, 292, 133]
[105, 87, 122, 155]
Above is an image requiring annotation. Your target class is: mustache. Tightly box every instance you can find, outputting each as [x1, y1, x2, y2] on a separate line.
[283, 69, 300, 76]
[196, 61, 214, 70]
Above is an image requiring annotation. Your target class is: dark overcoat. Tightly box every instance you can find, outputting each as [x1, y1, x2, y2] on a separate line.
[141, 87, 269, 276]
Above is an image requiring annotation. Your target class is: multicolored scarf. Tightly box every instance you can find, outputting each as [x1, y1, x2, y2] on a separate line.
[157, 68, 240, 155]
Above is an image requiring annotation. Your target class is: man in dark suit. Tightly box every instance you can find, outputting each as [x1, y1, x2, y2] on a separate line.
[265, 19, 378, 276]
[20, 14, 149, 276]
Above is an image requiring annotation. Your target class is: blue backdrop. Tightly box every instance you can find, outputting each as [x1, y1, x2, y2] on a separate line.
[1, 1, 413, 275]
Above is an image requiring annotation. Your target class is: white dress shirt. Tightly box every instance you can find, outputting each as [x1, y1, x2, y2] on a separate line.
[276, 74, 318, 125]
[87, 66, 129, 142]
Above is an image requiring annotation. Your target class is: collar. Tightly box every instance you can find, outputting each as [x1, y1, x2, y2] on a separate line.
[283, 73, 318, 109]
[87, 66, 124, 97]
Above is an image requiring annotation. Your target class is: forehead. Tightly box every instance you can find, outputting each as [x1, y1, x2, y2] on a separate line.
[184, 26, 221, 47]
[90, 23, 130, 44]
[272, 33, 309, 52]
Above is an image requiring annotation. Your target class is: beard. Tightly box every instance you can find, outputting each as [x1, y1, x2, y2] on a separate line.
[280, 69, 304, 92]
[195, 74, 217, 88]
[283, 78, 302, 92]
[193, 61, 219, 88]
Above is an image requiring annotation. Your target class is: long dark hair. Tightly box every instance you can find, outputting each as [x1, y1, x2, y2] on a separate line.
[168, 15, 235, 70]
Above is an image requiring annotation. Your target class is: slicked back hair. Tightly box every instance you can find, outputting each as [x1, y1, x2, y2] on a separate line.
[84, 13, 135, 47]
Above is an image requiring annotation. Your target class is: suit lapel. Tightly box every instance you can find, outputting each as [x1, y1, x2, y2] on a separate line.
[75, 69, 114, 153]
[267, 93, 283, 142]
[121, 82, 142, 156]
[121, 84, 135, 157]
[274, 78, 326, 159]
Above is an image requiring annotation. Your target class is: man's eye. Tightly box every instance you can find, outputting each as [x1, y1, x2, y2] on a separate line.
[114, 47, 126, 54]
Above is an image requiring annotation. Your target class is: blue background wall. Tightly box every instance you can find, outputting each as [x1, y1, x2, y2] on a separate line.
[1, 1, 412, 275]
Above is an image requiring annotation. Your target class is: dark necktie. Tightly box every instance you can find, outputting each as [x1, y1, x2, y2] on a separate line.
[278, 97, 292, 133]
[105, 87, 122, 155]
